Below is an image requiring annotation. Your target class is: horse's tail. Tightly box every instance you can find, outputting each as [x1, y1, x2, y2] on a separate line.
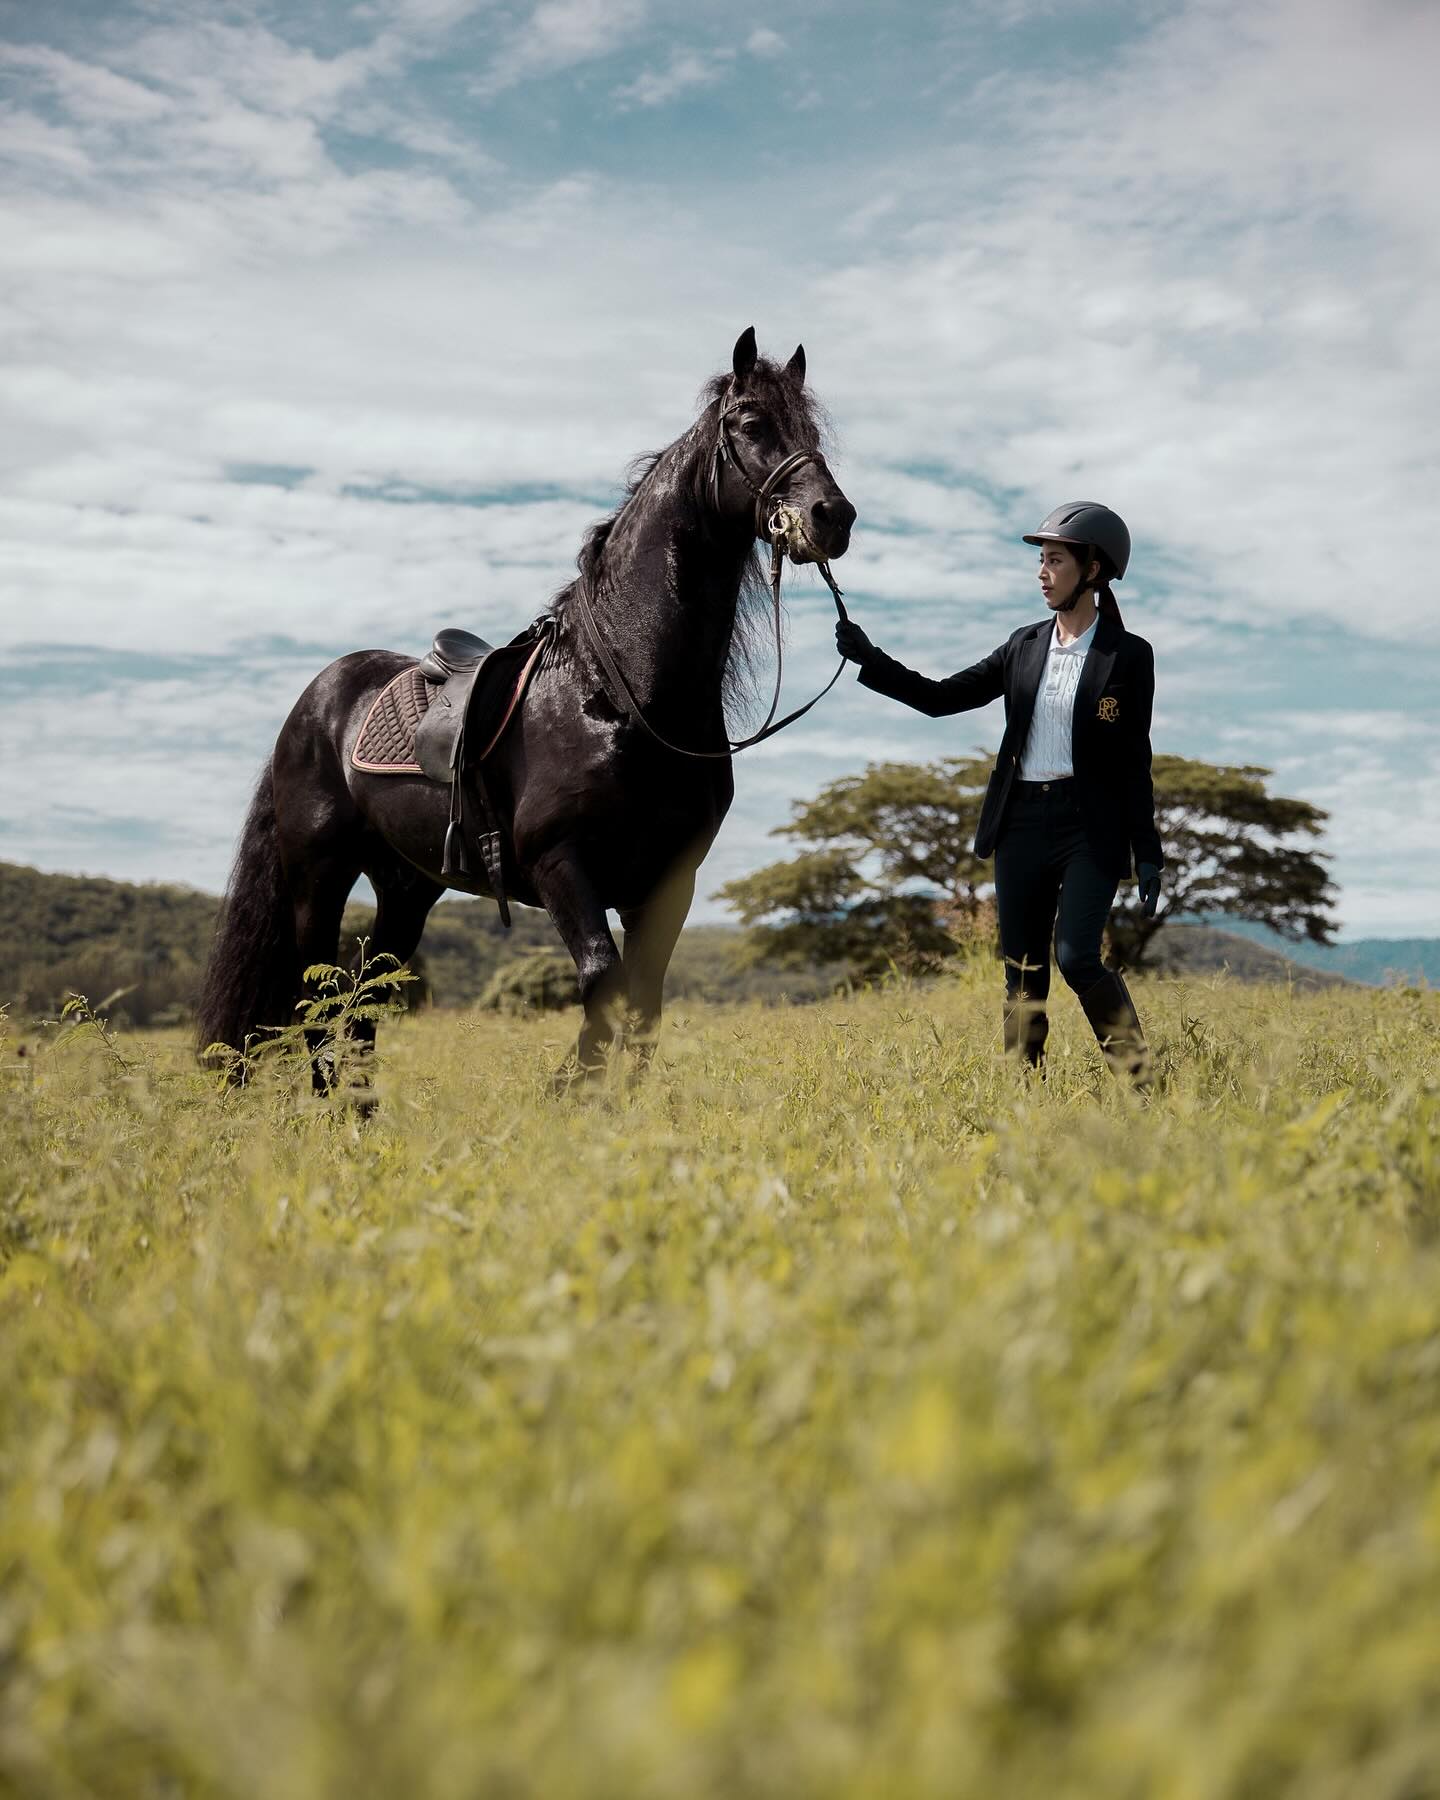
[196, 759, 297, 1066]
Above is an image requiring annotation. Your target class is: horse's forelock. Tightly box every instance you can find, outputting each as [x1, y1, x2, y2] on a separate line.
[700, 356, 828, 452]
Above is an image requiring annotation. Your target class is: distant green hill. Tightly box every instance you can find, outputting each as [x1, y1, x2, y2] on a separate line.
[1181, 916, 1440, 987]
[0, 863, 833, 1026]
[0, 862, 219, 1028]
[1151, 923, 1349, 990]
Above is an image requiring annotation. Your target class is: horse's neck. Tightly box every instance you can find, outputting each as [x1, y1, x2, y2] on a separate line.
[588, 438, 749, 716]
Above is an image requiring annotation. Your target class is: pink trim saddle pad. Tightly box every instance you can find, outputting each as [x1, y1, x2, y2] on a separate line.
[351, 637, 545, 775]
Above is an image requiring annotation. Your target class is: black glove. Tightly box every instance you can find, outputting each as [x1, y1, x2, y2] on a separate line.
[1137, 862, 1162, 918]
[835, 618, 875, 665]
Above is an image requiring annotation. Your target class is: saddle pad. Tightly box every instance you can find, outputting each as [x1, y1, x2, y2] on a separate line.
[351, 634, 547, 777]
[352, 666, 433, 773]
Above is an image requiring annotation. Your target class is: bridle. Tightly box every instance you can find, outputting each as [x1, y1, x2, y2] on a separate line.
[571, 395, 851, 760]
[709, 397, 833, 549]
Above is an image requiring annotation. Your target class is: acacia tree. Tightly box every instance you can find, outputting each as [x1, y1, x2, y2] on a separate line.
[1107, 754, 1337, 967]
[719, 752, 1337, 977]
[716, 758, 994, 979]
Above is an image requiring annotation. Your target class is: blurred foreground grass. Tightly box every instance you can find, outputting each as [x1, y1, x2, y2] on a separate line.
[2, 966, 1439, 1799]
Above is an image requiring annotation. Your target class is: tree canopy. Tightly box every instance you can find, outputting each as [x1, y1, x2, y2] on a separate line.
[716, 759, 993, 980]
[717, 753, 1338, 977]
[1110, 754, 1336, 967]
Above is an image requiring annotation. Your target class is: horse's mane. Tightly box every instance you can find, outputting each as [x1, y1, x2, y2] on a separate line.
[553, 355, 832, 729]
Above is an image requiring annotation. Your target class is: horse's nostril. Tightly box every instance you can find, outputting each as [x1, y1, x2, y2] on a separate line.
[812, 496, 857, 540]
[813, 497, 855, 525]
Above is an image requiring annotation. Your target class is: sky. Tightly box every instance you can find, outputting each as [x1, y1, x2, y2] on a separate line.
[2, 0, 1437, 936]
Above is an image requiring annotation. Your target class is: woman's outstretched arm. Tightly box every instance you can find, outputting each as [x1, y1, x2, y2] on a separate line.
[837, 619, 1008, 719]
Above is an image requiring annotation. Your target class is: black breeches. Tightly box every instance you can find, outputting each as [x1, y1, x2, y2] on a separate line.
[994, 780, 1118, 1002]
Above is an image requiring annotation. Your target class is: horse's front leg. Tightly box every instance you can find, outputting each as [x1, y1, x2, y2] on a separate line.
[531, 842, 627, 1084]
[619, 858, 696, 1071]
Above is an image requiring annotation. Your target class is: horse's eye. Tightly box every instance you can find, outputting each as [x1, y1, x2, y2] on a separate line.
[740, 416, 767, 439]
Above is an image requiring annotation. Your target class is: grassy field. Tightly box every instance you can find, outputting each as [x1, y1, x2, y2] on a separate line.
[2, 966, 1439, 1799]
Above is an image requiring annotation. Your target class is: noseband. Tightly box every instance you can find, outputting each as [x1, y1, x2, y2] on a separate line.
[711, 399, 835, 551]
[569, 399, 850, 761]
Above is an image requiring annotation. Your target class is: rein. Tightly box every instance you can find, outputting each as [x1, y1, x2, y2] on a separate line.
[571, 404, 851, 760]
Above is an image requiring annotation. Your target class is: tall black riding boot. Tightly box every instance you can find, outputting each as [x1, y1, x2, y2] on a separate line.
[1003, 996, 1049, 1070]
[1077, 971, 1151, 1091]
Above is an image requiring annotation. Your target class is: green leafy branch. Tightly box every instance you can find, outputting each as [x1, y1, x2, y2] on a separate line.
[202, 941, 416, 1092]
[50, 988, 139, 1070]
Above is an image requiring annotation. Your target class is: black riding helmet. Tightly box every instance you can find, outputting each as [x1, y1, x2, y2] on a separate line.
[1023, 501, 1130, 580]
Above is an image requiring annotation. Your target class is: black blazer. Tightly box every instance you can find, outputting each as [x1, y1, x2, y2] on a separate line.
[858, 613, 1164, 879]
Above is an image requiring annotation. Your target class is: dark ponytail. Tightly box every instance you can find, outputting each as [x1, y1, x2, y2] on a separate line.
[1079, 543, 1124, 628]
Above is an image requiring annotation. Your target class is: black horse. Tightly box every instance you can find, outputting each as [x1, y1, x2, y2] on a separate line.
[197, 328, 855, 1082]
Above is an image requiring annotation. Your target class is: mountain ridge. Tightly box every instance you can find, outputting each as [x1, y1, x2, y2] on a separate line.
[1179, 915, 1438, 987]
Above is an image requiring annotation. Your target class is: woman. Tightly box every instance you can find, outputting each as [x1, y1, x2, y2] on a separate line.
[836, 502, 1162, 1085]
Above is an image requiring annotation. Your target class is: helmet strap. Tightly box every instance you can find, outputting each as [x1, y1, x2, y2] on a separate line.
[1056, 551, 1097, 613]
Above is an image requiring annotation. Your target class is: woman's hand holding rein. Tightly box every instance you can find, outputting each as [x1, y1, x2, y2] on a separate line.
[836, 618, 874, 665]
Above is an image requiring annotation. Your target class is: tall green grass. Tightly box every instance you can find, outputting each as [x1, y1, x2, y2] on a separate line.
[2, 968, 1438, 1798]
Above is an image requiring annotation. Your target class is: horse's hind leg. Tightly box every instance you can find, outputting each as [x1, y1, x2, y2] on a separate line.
[290, 852, 362, 1094]
[345, 867, 443, 1097]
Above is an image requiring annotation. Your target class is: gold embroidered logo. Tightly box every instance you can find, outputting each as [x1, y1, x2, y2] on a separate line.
[1097, 696, 1119, 722]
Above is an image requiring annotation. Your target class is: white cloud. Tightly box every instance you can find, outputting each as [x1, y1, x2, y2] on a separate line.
[344, 103, 499, 169]
[614, 48, 728, 110]
[1, 10, 496, 203]
[0, 106, 91, 172]
[756, 5, 1440, 644]
[480, 0, 648, 93]
[1087, 0, 1440, 244]
[106, 20, 380, 121]
[0, 44, 170, 123]
[744, 27, 784, 59]
[359, 0, 496, 28]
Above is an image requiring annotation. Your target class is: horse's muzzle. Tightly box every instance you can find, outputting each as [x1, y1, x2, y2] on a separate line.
[809, 494, 855, 560]
[771, 498, 854, 564]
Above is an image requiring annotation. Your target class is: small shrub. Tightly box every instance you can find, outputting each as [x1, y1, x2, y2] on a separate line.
[478, 947, 580, 1013]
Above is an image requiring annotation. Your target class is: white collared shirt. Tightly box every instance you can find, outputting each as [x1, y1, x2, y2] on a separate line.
[1017, 614, 1097, 780]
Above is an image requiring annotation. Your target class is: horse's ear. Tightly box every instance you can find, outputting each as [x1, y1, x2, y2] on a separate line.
[785, 343, 806, 386]
[732, 326, 758, 387]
